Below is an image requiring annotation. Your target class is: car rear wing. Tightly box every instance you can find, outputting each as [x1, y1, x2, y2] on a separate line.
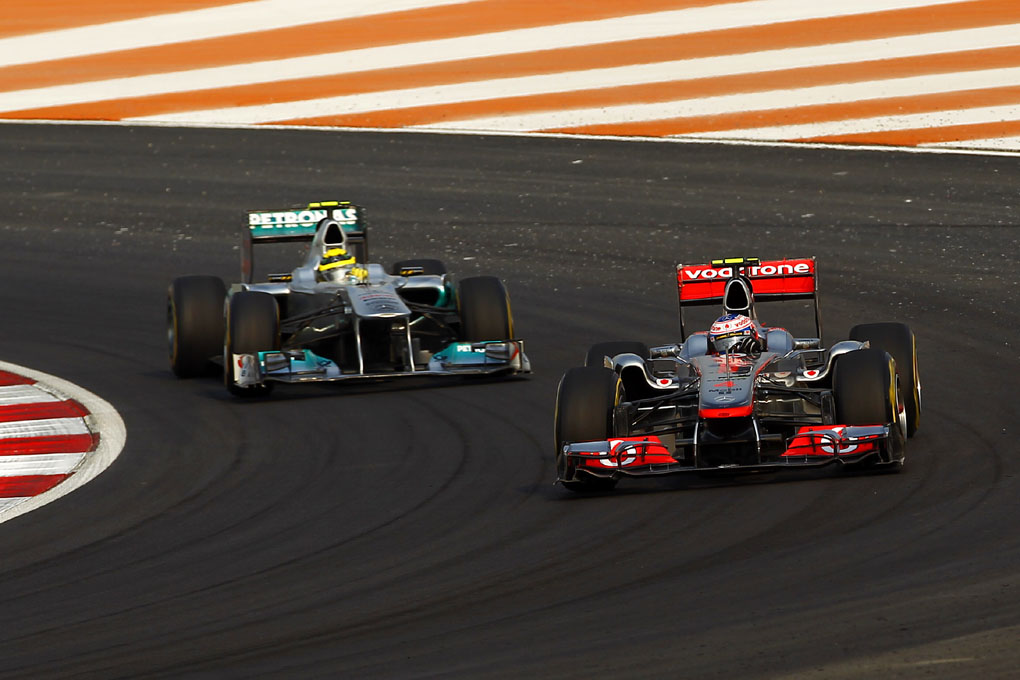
[675, 257, 821, 340]
[241, 200, 368, 283]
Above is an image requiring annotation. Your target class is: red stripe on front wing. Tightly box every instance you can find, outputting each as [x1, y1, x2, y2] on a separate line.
[0, 400, 89, 423]
[0, 474, 69, 497]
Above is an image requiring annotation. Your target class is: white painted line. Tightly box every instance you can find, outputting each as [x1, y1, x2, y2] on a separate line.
[0, 0, 969, 114]
[0, 0, 476, 68]
[0, 416, 90, 439]
[0, 384, 59, 405]
[0, 360, 125, 525]
[132, 23, 1020, 125]
[0, 452, 86, 477]
[0, 498, 27, 513]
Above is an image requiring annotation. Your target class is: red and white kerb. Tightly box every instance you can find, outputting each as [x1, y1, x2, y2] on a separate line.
[0, 370, 98, 514]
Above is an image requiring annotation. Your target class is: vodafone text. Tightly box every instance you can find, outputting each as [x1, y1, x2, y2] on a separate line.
[683, 262, 811, 280]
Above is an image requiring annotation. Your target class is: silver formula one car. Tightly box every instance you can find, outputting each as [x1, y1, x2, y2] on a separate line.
[554, 257, 921, 491]
[168, 201, 529, 396]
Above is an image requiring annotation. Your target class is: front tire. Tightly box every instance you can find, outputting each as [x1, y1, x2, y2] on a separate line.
[224, 291, 280, 397]
[554, 366, 623, 492]
[850, 322, 921, 437]
[457, 276, 513, 341]
[833, 347, 905, 470]
[167, 275, 226, 378]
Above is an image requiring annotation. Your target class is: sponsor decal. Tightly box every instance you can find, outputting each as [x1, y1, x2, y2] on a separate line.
[455, 344, 486, 353]
[682, 261, 812, 280]
[785, 426, 870, 456]
[602, 439, 638, 467]
[714, 395, 736, 403]
[802, 369, 821, 379]
[710, 315, 753, 334]
[656, 378, 672, 387]
[822, 440, 858, 454]
[816, 427, 858, 454]
[248, 207, 358, 229]
[576, 437, 673, 469]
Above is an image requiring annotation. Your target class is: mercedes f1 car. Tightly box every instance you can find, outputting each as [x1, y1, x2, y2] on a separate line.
[554, 257, 921, 491]
[168, 201, 529, 396]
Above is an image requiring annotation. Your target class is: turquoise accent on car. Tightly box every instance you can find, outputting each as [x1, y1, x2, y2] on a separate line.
[436, 283, 452, 308]
[258, 349, 337, 374]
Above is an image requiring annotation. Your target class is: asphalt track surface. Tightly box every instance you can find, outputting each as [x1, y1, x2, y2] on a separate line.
[0, 122, 1018, 679]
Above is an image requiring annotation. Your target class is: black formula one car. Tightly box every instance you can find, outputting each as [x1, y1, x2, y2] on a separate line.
[554, 257, 921, 491]
[168, 201, 529, 396]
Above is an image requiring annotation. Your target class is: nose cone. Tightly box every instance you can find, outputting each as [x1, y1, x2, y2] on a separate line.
[693, 354, 756, 414]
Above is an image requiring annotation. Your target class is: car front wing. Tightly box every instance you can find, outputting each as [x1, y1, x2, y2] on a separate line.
[558, 424, 895, 483]
[231, 340, 530, 386]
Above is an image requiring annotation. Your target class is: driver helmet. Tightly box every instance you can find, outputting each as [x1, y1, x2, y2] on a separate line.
[317, 246, 356, 280]
[709, 313, 760, 354]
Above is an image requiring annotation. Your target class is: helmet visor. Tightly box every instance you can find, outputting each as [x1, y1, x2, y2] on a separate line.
[712, 332, 746, 354]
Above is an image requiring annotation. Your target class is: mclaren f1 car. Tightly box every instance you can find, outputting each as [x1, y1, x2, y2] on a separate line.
[554, 257, 921, 491]
[168, 201, 529, 396]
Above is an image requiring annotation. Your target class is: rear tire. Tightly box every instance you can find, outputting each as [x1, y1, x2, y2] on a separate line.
[850, 322, 920, 437]
[224, 291, 280, 397]
[834, 348, 904, 471]
[554, 366, 622, 492]
[390, 258, 447, 276]
[167, 275, 225, 378]
[584, 341, 649, 368]
[457, 276, 513, 341]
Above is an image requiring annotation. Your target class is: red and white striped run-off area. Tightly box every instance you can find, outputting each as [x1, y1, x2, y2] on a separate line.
[1, 0, 1019, 151]
[0, 370, 98, 515]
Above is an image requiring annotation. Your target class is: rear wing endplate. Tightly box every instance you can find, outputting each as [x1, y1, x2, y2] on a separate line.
[676, 257, 821, 340]
[242, 201, 367, 283]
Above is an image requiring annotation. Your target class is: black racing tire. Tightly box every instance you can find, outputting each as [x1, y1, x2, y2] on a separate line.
[554, 366, 622, 492]
[167, 275, 226, 378]
[834, 348, 895, 426]
[834, 348, 904, 471]
[457, 276, 513, 341]
[850, 322, 921, 437]
[584, 341, 650, 368]
[224, 291, 280, 397]
[390, 258, 447, 276]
